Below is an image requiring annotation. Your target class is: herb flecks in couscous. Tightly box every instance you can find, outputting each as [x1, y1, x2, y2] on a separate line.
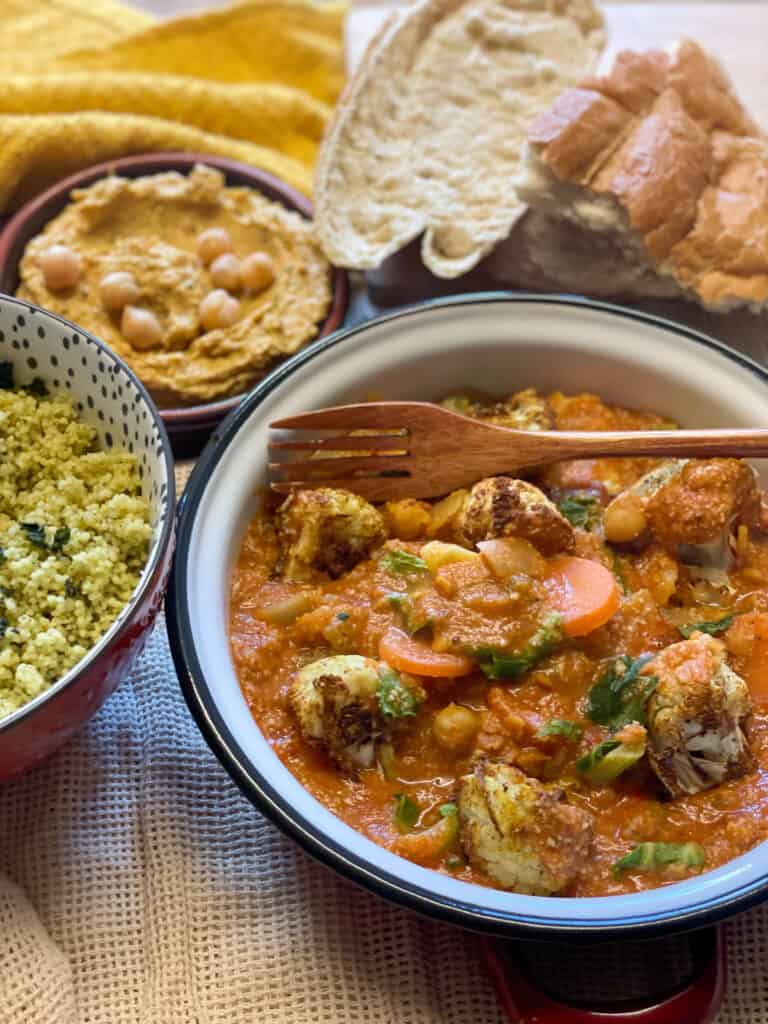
[0, 366, 151, 720]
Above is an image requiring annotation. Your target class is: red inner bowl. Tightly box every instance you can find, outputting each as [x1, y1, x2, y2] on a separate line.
[0, 152, 349, 444]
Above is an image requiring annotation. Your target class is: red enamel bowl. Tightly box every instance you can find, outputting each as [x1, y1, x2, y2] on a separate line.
[0, 152, 349, 456]
[0, 294, 175, 780]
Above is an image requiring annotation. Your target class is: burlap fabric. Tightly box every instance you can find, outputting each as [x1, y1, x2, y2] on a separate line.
[2, 478, 768, 1024]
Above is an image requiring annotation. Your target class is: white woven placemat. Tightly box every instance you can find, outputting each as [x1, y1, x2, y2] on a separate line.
[0, 620, 504, 1024]
[0, 465, 766, 1024]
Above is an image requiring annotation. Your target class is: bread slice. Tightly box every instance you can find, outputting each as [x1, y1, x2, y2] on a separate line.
[314, 0, 605, 279]
[515, 39, 768, 311]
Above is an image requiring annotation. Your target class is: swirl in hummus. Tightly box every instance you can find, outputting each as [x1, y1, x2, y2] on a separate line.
[16, 165, 333, 406]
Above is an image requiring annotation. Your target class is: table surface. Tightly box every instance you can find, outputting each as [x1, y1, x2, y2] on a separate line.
[126, 0, 768, 1015]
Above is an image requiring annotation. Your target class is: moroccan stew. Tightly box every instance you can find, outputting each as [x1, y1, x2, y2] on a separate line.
[230, 388, 768, 897]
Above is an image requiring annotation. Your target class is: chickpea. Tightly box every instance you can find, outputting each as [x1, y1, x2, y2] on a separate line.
[209, 253, 241, 292]
[604, 493, 647, 544]
[433, 703, 479, 753]
[199, 289, 241, 332]
[196, 227, 233, 266]
[39, 244, 83, 292]
[99, 271, 140, 313]
[241, 251, 275, 294]
[121, 305, 163, 351]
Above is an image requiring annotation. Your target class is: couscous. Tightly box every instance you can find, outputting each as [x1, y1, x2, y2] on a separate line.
[0, 366, 151, 720]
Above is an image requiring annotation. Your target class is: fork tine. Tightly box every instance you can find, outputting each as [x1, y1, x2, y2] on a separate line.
[269, 401, 428, 431]
[269, 435, 409, 453]
[268, 455, 412, 481]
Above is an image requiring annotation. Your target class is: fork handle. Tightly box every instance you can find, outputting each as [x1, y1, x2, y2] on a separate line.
[532, 429, 768, 463]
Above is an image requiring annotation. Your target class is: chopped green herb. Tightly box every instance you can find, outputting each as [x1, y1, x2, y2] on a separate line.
[386, 592, 412, 625]
[385, 591, 431, 636]
[614, 842, 705, 876]
[0, 586, 12, 598]
[445, 853, 466, 870]
[576, 738, 619, 773]
[585, 655, 658, 731]
[20, 523, 70, 553]
[65, 579, 81, 599]
[536, 719, 582, 740]
[21, 523, 47, 549]
[577, 735, 646, 783]
[678, 615, 734, 639]
[473, 613, 563, 680]
[0, 362, 13, 391]
[335, 612, 350, 622]
[0, 617, 6, 640]
[380, 549, 428, 575]
[0, 547, 5, 565]
[20, 524, 70, 557]
[439, 802, 458, 818]
[22, 377, 49, 398]
[52, 527, 70, 552]
[393, 793, 420, 833]
[378, 667, 421, 720]
[559, 493, 601, 530]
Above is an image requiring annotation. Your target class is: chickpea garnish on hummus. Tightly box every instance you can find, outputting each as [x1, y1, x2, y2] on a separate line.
[16, 165, 332, 406]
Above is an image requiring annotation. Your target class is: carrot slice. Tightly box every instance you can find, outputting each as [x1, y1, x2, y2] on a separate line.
[544, 556, 620, 638]
[379, 628, 474, 678]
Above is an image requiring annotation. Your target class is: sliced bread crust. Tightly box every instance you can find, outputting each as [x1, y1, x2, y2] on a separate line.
[517, 39, 768, 312]
[314, 0, 605, 278]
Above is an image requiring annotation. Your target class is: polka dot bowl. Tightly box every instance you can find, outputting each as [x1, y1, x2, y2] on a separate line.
[0, 152, 350, 457]
[0, 293, 175, 780]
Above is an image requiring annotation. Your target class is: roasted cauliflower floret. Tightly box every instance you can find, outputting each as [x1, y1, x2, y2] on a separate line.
[458, 762, 594, 894]
[289, 655, 423, 775]
[457, 476, 575, 555]
[647, 633, 755, 798]
[442, 388, 553, 432]
[275, 488, 386, 581]
[604, 459, 760, 547]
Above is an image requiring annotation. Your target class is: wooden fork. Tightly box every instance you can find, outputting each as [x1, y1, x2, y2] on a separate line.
[268, 401, 768, 502]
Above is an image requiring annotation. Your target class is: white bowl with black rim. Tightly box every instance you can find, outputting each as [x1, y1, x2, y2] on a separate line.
[166, 293, 768, 943]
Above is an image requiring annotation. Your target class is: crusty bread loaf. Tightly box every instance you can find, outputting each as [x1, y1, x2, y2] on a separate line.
[314, 0, 605, 279]
[516, 39, 768, 312]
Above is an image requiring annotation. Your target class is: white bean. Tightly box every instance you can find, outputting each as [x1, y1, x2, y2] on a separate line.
[196, 227, 233, 266]
[121, 305, 163, 350]
[209, 253, 241, 292]
[241, 252, 275, 294]
[99, 271, 140, 312]
[39, 245, 83, 291]
[199, 289, 241, 332]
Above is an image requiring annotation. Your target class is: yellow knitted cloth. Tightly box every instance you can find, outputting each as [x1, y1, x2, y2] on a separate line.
[0, 0, 346, 213]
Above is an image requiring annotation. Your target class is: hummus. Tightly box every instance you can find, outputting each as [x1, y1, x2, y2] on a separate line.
[16, 165, 333, 406]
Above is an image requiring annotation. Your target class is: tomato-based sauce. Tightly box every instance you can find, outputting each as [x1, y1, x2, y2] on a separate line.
[230, 390, 768, 897]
